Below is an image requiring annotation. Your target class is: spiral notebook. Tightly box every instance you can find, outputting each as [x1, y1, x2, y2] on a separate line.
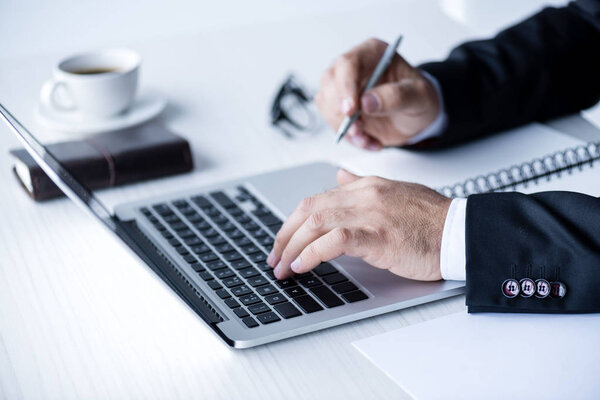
[341, 123, 600, 198]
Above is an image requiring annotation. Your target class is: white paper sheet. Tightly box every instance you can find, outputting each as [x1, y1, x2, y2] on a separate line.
[353, 311, 600, 400]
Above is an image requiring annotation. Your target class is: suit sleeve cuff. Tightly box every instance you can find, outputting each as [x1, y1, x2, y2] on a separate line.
[404, 70, 448, 145]
[440, 198, 467, 281]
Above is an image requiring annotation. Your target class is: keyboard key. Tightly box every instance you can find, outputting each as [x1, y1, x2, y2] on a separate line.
[240, 244, 261, 255]
[250, 228, 267, 238]
[184, 236, 203, 246]
[234, 308, 249, 318]
[199, 252, 219, 263]
[247, 276, 269, 287]
[342, 290, 368, 303]
[257, 236, 273, 247]
[248, 302, 271, 315]
[206, 260, 227, 271]
[256, 312, 280, 325]
[207, 280, 223, 290]
[152, 203, 172, 216]
[234, 214, 251, 223]
[323, 273, 348, 285]
[186, 213, 204, 223]
[238, 267, 260, 279]
[256, 262, 271, 272]
[192, 244, 211, 254]
[167, 238, 182, 247]
[210, 191, 235, 208]
[264, 294, 287, 305]
[222, 251, 243, 262]
[313, 263, 338, 276]
[189, 263, 205, 272]
[252, 206, 270, 217]
[267, 223, 282, 234]
[213, 243, 235, 253]
[219, 221, 237, 232]
[310, 286, 344, 308]
[200, 228, 218, 238]
[177, 229, 196, 238]
[242, 316, 259, 328]
[232, 236, 252, 247]
[215, 289, 230, 299]
[226, 229, 244, 239]
[256, 284, 278, 296]
[242, 221, 260, 231]
[226, 206, 243, 216]
[239, 293, 261, 306]
[210, 214, 229, 224]
[230, 259, 251, 270]
[183, 255, 197, 264]
[284, 286, 306, 297]
[265, 270, 277, 280]
[198, 271, 213, 281]
[161, 230, 174, 239]
[176, 246, 189, 255]
[140, 207, 151, 216]
[257, 213, 282, 226]
[248, 252, 267, 263]
[172, 199, 189, 208]
[207, 235, 226, 245]
[170, 222, 188, 231]
[192, 195, 211, 207]
[214, 268, 235, 280]
[275, 279, 296, 288]
[231, 285, 253, 297]
[164, 214, 180, 224]
[274, 302, 302, 319]
[203, 206, 220, 217]
[222, 276, 243, 288]
[224, 298, 240, 309]
[299, 279, 323, 289]
[192, 220, 211, 230]
[332, 281, 359, 294]
[294, 295, 324, 313]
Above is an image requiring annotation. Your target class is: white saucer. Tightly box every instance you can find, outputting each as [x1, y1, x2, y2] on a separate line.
[35, 91, 167, 135]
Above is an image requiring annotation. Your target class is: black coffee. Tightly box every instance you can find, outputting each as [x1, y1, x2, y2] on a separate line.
[70, 68, 120, 75]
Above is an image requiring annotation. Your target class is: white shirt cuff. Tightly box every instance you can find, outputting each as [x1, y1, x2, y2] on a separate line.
[440, 198, 467, 281]
[404, 70, 448, 145]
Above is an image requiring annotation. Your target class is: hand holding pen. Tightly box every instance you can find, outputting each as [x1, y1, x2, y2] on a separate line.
[314, 37, 442, 150]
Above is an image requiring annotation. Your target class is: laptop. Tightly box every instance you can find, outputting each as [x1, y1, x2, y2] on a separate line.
[0, 104, 464, 348]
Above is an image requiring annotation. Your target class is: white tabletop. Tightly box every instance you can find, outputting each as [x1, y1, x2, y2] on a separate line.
[1, 1, 592, 399]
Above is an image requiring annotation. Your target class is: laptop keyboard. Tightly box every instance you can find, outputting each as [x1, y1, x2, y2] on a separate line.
[139, 186, 368, 328]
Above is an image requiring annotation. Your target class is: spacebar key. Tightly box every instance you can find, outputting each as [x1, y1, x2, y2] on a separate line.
[310, 286, 344, 308]
[293, 295, 323, 313]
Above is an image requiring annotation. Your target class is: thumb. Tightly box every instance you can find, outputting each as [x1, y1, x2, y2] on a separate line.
[360, 78, 424, 115]
[336, 168, 361, 186]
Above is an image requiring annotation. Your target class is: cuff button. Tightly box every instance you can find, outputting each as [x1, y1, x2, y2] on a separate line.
[519, 278, 536, 298]
[502, 278, 520, 298]
[535, 279, 550, 298]
[550, 281, 567, 299]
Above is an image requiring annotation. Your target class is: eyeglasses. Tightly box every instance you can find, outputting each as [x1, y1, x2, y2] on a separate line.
[270, 74, 320, 138]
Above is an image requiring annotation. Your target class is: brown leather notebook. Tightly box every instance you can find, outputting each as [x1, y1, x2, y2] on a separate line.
[10, 123, 194, 201]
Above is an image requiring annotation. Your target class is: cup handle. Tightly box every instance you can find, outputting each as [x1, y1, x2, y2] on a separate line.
[40, 80, 76, 112]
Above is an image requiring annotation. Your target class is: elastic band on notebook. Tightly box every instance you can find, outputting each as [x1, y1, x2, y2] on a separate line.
[84, 137, 116, 186]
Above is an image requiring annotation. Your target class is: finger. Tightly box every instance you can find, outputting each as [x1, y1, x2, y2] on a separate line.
[360, 79, 424, 115]
[289, 228, 362, 275]
[336, 169, 361, 186]
[274, 209, 348, 279]
[334, 57, 360, 116]
[268, 190, 346, 267]
[363, 134, 383, 151]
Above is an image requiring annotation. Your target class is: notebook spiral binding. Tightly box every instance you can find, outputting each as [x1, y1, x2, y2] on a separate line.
[437, 142, 600, 198]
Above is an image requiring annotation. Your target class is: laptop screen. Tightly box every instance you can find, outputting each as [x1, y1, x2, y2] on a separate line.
[0, 103, 117, 232]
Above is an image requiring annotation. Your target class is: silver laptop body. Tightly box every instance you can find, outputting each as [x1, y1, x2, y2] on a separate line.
[1, 104, 464, 348]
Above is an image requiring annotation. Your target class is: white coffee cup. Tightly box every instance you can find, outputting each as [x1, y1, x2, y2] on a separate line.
[40, 49, 140, 119]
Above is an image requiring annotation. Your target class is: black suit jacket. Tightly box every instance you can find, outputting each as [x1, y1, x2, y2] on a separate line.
[419, 0, 600, 313]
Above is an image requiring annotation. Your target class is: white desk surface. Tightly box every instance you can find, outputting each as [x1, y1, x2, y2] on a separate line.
[1, 1, 595, 399]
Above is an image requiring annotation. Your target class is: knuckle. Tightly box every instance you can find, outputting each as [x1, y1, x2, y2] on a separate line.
[307, 212, 325, 230]
[298, 196, 315, 212]
[305, 244, 321, 261]
[334, 227, 352, 244]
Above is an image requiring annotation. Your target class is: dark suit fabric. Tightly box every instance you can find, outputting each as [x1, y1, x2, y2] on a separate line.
[420, 1, 600, 313]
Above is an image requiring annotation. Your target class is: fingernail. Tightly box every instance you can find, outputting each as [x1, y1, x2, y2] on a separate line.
[267, 250, 275, 266]
[274, 261, 282, 278]
[290, 257, 301, 273]
[350, 134, 367, 147]
[341, 97, 353, 114]
[361, 92, 381, 113]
